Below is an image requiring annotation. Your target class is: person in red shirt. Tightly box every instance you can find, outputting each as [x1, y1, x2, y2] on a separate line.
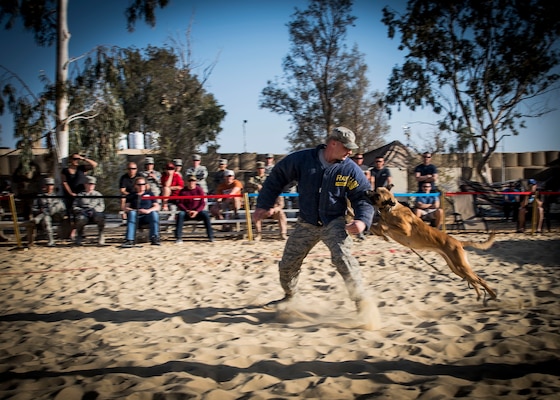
[175, 175, 214, 243]
[161, 161, 184, 211]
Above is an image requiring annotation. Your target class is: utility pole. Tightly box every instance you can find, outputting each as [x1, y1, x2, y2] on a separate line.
[243, 120, 248, 153]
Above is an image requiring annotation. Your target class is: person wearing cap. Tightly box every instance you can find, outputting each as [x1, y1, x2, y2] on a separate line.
[119, 161, 139, 224]
[28, 177, 67, 247]
[211, 159, 229, 193]
[61, 153, 98, 237]
[121, 176, 161, 247]
[73, 176, 106, 246]
[517, 178, 544, 233]
[210, 169, 244, 225]
[414, 152, 438, 192]
[264, 154, 275, 176]
[173, 159, 184, 176]
[161, 161, 184, 211]
[247, 161, 287, 240]
[185, 154, 209, 194]
[139, 157, 162, 198]
[253, 127, 375, 318]
[175, 175, 214, 243]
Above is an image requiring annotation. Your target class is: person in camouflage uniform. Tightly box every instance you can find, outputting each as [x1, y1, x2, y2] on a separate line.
[185, 154, 209, 194]
[254, 127, 374, 313]
[28, 177, 67, 247]
[74, 176, 106, 246]
[139, 157, 162, 198]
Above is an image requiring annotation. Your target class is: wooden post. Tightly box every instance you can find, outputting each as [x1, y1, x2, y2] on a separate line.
[244, 193, 253, 241]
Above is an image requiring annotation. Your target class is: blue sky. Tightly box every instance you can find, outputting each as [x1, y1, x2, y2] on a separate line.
[0, 0, 558, 154]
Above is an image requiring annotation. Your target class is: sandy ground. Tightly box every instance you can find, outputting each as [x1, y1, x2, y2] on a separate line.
[0, 230, 559, 399]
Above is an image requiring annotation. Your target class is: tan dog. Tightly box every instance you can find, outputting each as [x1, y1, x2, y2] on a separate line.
[365, 186, 497, 301]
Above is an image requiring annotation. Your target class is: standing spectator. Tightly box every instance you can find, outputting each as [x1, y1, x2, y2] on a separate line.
[264, 153, 275, 176]
[414, 152, 438, 192]
[175, 175, 214, 243]
[61, 153, 97, 215]
[139, 157, 162, 199]
[517, 179, 544, 233]
[414, 182, 443, 229]
[161, 161, 184, 211]
[502, 181, 520, 222]
[12, 160, 43, 221]
[185, 154, 209, 194]
[119, 162, 139, 224]
[121, 177, 161, 247]
[212, 159, 229, 193]
[353, 153, 374, 188]
[253, 127, 374, 314]
[370, 156, 392, 189]
[247, 161, 287, 240]
[74, 176, 106, 246]
[210, 169, 244, 220]
[28, 177, 66, 247]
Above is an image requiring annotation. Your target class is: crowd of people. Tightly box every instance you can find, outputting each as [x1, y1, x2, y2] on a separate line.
[1, 135, 552, 248]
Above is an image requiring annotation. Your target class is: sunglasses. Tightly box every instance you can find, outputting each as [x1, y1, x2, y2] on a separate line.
[72, 158, 81, 161]
[136, 182, 147, 186]
[423, 156, 432, 159]
[128, 167, 137, 170]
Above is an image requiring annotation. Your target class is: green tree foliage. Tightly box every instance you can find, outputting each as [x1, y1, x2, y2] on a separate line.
[382, 0, 560, 182]
[260, 0, 388, 151]
[0, 0, 169, 169]
[70, 45, 225, 163]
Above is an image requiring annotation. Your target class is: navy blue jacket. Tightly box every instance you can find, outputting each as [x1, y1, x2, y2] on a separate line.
[256, 145, 374, 228]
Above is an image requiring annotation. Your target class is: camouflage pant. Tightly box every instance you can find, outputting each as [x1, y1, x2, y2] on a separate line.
[278, 216, 365, 302]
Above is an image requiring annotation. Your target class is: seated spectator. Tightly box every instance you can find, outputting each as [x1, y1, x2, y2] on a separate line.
[211, 159, 228, 193]
[139, 157, 162, 199]
[28, 177, 66, 247]
[121, 177, 161, 247]
[210, 169, 243, 220]
[119, 162, 138, 224]
[502, 181, 520, 222]
[175, 175, 214, 243]
[185, 154, 209, 194]
[247, 161, 287, 240]
[161, 161, 184, 211]
[74, 176, 106, 246]
[517, 178, 544, 233]
[414, 182, 443, 229]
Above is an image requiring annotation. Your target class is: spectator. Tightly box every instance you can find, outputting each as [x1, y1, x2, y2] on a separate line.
[161, 161, 184, 212]
[414, 182, 443, 229]
[253, 126, 374, 313]
[353, 153, 374, 188]
[12, 160, 43, 221]
[517, 179, 544, 233]
[370, 156, 392, 189]
[502, 181, 520, 222]
[212, 159, 229, 193]
[247, 161, 287, 241]
[360, 165, 373, 189]
[414, 152, 438, 192]
[119, 162, 139, 224]
[28, 177, 66, 247]
[173, 158, 184, 176]
[175, 175, 214, 243]
[74, 176, 106, 246]
[210, 169, 243, 221]
[61, 153, 97, 221]
[185, 154, 209, 194]
[121, 176, 161, 247]
[264, 153, 275, 176]
[139, 157, 162, 199]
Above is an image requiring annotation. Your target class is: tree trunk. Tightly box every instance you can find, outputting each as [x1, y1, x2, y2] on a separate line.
[55, 0, 70, 169]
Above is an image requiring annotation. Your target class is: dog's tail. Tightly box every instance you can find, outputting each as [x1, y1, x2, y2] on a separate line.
[460, 231, 496, 250]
